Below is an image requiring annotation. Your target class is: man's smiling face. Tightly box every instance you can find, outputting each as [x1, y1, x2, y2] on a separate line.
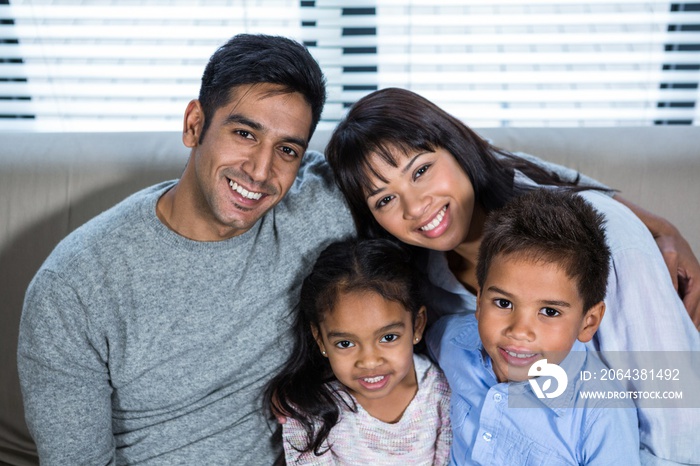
[176, 82, 313, 241]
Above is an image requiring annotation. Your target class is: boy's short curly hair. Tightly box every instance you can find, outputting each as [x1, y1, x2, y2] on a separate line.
[476, 189, 611, 312]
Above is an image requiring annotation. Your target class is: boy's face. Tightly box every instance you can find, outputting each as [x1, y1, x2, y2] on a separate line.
[476, 253, 604, 383]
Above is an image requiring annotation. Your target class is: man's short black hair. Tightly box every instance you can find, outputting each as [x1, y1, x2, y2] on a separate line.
[476, 189, 611, 312]
[198, 34, 326, 142]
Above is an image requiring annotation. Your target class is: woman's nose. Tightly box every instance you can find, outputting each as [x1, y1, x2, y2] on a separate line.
[402, 189, 429, 220]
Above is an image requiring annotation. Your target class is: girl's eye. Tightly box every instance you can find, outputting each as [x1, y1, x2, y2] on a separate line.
[376, 195, 394, 209]
[413, 164, 431, 180]
[539, 307, 561, 317]
[335, 340, 354, 349]
[493, 298, 512, 309]
[380, 334, 399, 343]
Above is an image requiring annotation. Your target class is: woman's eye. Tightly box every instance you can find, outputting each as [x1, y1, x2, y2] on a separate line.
[376, 195, 394, 209]
[335, 340, 354, 349]
[539, 307, 561, 317]
[380, 334, 399, 343]
[493, 299, 512, 309]
[414, 164, 431, 180]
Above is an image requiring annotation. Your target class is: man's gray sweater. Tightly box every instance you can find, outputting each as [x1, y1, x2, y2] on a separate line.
[18, 151, 354, 465]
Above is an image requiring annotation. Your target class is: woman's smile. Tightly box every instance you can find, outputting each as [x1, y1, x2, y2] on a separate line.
[418, 205, 449, 237]
[366, 147, 477, 252]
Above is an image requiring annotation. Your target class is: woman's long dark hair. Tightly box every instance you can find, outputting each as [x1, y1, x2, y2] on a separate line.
[264, 238, 424, 458]
[325, 87, 591, 240]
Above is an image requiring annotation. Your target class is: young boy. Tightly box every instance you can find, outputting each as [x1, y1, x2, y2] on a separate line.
[427, 189, 640, 466]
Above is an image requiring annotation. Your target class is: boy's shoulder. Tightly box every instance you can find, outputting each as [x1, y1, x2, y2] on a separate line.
[429, 312, 480, 352]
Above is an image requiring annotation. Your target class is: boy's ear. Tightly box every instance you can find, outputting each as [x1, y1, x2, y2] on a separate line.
[413, 306, 428, 344]
[183, 99, 204, 148]
[577, 301, 606, 343]
[310, 325, 327, 356]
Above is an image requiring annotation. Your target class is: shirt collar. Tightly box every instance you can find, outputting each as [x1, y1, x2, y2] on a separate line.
[477, 339, 589, 416]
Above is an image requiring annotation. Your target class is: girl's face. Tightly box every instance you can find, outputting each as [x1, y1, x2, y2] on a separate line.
[312, 290, 426, 418]
[364, 146, 476, 252]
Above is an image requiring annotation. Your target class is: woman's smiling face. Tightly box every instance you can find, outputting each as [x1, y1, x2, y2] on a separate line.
[365, 146, 477, 252]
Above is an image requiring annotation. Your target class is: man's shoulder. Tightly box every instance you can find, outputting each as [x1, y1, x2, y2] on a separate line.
[277, 150, 354, 236]
[41, 181, 172, 274]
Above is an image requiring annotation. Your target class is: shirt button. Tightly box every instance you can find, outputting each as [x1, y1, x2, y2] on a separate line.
[493, 393, 502, 402]
[482, 432, 492, 442]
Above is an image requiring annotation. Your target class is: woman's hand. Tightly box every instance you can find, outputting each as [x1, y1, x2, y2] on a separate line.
[615, 195, 700, 327]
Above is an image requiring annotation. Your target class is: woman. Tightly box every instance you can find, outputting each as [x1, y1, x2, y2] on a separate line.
[325, 87, 699, 465]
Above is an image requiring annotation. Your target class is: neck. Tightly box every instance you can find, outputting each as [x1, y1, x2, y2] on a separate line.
[453, 202, 487, 265]
[445, 203, 487, 294]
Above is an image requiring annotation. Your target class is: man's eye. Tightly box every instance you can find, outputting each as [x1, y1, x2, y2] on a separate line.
[235, 130, 253, 139]
[494, 299, 512, 309]
[335, 340, 354, 349]
[539, 307, 561, 317]
[380, 334, 398, 343]
[280, 146, 299, 158]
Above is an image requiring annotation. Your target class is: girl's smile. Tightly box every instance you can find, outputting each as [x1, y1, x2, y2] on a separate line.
[313, 290, 426, 422]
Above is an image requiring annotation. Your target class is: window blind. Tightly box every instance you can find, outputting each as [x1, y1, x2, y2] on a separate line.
[0, 0, 698, 132]
[375, 0, 700, 126]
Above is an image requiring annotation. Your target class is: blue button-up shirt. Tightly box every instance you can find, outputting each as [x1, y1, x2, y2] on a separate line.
[427, 314, 640, 466]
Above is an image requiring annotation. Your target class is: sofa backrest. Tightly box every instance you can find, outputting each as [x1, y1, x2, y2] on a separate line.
[1, 127, 698, 465]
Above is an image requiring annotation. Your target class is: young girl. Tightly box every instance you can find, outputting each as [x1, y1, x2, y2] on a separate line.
[266, 238, 451, 465]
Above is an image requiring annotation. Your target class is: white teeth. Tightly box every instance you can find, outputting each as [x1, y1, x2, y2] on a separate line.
[420, 206, 447, 231]
[363, 376, 384, 384]
[505, 350, 536, 359]
[229, 180, 262, 200]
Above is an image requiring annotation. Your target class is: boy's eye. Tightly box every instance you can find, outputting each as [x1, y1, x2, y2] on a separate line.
[539, 307, 561, 317]
[493, 298, 512, 309]
[380, 334, 399, 343]
[335, 340, 354, 349]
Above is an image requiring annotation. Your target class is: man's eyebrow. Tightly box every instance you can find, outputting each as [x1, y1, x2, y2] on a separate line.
[223, 114, 262, 130]
[366, 151, 428, 199]
[222, 113, 308, 150]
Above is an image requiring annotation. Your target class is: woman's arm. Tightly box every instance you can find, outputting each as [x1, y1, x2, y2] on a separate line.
[511, 151, 699, 325]
[614, 195, 700, 326]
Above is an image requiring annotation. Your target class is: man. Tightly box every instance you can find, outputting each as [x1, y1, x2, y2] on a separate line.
[18, 34, 354, 465]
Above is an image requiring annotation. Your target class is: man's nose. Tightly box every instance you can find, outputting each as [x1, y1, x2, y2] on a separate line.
[242, 145, 274, 183]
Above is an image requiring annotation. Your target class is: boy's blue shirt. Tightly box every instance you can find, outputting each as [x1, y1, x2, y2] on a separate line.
[427, 313, 641, 466]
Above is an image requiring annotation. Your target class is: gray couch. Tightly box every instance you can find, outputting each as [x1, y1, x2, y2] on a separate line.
[1, 127, 698, 465]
